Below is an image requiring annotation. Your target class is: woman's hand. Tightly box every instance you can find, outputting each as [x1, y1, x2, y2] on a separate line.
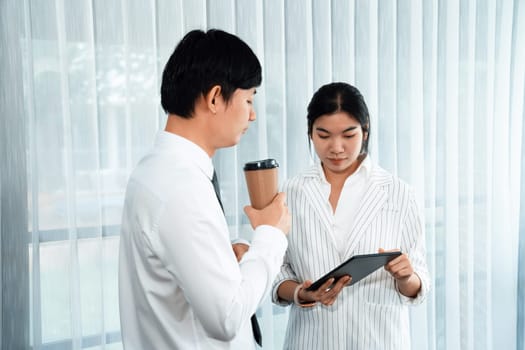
[298, 276, 352, 306]
[379, 248, 421, 297]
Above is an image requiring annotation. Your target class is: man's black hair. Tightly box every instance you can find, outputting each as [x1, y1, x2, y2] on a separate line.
[161, 29, 262, 118]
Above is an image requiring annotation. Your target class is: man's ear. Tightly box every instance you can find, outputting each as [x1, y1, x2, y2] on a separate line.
[206, 85, 222, 114]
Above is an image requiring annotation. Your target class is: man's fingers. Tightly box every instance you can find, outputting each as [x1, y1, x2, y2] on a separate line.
[272, 192, 286, 205]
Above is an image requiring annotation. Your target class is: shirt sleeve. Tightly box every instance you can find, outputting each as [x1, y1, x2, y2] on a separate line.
[270, 178, 300, 306]
[270, 247, 299, 306]
[397, 188, 431, 305]
[153, 171, 287, 341]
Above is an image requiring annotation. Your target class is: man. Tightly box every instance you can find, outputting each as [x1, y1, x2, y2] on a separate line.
[118, 29, 290, 349]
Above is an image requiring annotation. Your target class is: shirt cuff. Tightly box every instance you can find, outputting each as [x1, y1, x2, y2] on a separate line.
[272, 279, 296, 306]
[398, 271, 430, 305]
[231, 238, 251, 246]
[251, 225, 288, 254]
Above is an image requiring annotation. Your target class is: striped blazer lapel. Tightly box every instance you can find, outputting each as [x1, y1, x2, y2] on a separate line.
[343, 167, 391, 258]
[301, 168, 334, 240]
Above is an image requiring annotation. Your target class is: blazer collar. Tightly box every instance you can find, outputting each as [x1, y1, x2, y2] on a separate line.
[342, 167, 391, 258]
[301, 161, 392, 259]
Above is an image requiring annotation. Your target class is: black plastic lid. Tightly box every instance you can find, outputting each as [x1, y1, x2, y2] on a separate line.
[243, 158, 279, 171]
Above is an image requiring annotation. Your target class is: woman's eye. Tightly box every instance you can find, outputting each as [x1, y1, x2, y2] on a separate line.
[317, 134, 329, 139]
[344, 134, 356, 139]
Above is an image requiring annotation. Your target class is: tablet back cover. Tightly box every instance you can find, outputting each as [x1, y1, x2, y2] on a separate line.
[306, 251, 402, 291]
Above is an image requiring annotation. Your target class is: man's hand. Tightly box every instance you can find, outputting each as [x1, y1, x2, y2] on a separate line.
[232, 243, 249, 262]
[244, 192, 291, 234]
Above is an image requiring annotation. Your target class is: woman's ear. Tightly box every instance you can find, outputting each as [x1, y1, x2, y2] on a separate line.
[206, 85, 222, 114]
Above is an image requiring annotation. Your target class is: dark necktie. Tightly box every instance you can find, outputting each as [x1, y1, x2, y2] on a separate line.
[211, 171, 262, 347]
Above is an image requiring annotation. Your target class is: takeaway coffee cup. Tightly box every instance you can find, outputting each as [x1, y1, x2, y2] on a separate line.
[243, 158, 279, 210]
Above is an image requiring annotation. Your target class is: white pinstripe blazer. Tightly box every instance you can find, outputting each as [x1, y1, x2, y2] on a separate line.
[272, 162, 430, 350]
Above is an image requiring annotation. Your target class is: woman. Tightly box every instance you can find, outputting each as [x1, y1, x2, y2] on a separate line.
[272, 82, 430, 349]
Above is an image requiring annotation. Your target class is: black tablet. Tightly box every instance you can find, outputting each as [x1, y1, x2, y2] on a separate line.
[305, 251, 402, 291]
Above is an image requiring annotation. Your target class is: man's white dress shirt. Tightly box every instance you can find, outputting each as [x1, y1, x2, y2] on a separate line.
[119, 131, 287, 349]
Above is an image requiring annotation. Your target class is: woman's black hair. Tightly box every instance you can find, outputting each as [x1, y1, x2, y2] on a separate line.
[160, 29, 262, 118]
[306, 82, 370, 154]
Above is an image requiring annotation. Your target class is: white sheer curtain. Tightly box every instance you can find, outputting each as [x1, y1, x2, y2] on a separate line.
[1, 0, 524, 349]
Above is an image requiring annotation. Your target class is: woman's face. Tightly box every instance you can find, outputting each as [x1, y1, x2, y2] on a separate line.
[311, 111, 367, 178]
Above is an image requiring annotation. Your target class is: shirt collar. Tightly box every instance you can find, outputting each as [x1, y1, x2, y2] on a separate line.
[312, 154, 372, 183]
[154, 130, 215, 181]
[358, 154, 372, 177]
